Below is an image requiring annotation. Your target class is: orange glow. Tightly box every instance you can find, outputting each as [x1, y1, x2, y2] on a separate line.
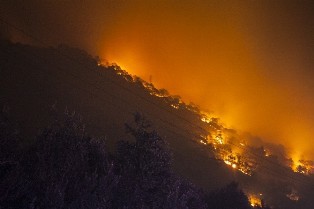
[4, 1, 314, 161]
[248, 194, 262, 207]
[291, 152, 302, 172]
[96, 1, 314, 162]
[291, 152, 314, 174]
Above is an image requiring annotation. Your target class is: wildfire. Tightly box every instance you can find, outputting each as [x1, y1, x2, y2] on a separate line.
[105, 62, 314, 209]
[222, 153, 253, 176]
[105, 58, 314, 184]
[248, 194, 262, 207]
[214, 131, 224, 145]
[196, 128, 254, 176]
[291, 155, 314, 175]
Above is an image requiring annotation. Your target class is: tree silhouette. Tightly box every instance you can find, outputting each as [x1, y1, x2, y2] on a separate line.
[205, 182, 252, 209]
[0, 109, 20, 180]
[0, 112, 117, 209]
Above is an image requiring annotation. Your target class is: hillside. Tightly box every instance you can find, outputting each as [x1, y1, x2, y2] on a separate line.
[0, 40, 313, 209]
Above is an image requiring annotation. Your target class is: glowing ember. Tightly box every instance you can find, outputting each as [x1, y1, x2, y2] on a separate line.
[170, 104, 179, 109]
[153, 94, 166, 98]
[224, 160, 232, 166]
[200, 139, 207, 145]
[264, 149, 271, 157]
[248, 194, 262, 207]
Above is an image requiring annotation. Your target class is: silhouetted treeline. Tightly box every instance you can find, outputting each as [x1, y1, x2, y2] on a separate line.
[0, 109, 272, 209]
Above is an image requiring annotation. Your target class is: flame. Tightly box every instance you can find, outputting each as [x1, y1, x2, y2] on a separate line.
[248, 194, 262, 207]
[110, 65, 314, 178]
[291, 153, 313, 175]
[214, 131, 224, 145]
[201, 117, 211, 123]
[224, 160, 232, 166]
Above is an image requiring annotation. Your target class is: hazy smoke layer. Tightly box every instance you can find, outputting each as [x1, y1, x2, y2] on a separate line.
[1, 0, 314, 160]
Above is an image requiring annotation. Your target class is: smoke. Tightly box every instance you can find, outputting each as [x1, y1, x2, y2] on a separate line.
[1, 0, 314, 160]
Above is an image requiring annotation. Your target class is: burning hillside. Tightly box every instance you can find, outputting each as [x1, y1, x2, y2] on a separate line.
[102, 62, 314, 178]
[99, 60, 314, 209]
[1, 41, 314, 209]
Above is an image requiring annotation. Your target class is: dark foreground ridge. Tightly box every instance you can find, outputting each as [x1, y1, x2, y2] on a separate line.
[0, 110, 267, 209]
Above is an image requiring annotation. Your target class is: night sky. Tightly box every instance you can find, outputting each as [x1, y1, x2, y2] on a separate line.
[1, 0, 314, 161]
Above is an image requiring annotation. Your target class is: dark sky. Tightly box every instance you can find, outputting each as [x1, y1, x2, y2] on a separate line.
[1, 0, 314, 161]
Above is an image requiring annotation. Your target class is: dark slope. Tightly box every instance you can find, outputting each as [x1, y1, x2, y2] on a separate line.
[0, 41, 235, 190]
